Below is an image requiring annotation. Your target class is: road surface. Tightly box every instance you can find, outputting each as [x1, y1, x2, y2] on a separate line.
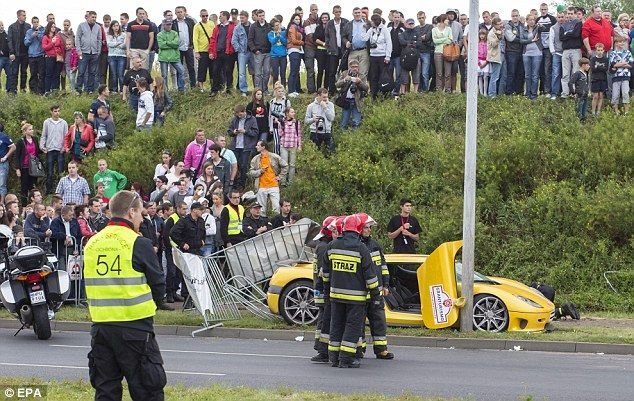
[0, 328, 631, 400]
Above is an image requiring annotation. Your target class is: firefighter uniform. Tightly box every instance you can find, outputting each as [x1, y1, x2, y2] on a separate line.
[360, 235, 393, 357]
[84, 218, 167, 400]
[323, 227, 380, 368]
[312, 237, 331, 360]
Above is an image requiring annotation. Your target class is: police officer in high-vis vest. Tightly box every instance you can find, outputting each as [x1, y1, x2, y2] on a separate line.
[358, 212, 394, 360]
[84, 190, 167, 400]
[322, 214, 380, 368]
[220, 188, 245, 247]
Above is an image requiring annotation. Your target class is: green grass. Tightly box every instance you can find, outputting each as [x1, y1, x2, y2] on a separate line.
[1, 306, 632, 344]
[0, 378, 476, 401]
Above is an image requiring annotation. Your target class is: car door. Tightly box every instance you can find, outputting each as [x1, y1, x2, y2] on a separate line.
[417, 241, 463, 329]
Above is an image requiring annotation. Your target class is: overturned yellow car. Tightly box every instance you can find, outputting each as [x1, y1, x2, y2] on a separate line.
[267, 241, 554, 332]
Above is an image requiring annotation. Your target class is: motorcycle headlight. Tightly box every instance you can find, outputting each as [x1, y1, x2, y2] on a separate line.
[515, 295, 543, 309]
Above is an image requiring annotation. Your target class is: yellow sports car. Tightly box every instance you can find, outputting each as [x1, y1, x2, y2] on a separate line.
[266, 241, 554, 332]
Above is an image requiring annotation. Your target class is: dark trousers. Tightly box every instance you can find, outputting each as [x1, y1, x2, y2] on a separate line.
[329, 301, 365, 364]
[369, 56, 387, 99]
[360, 297, 388, 355]
[315, 49, 329, 90]
[540, 48, 553, 95]
[88, 325, 165, 401]
[19, 168, 38, 205]
[211, 52, 234, 93]
[197, 52, 213, 83]
[287, 52, 302, 94]
[314, 298, 331, 354]
[304, 46, 316, 93]
[505, 52, 523, 95]
[576, 96, 588, 121]
[98, 52, 109, 87]
[270, 56, 287, 87]
[45, 150, 65, 194]
[44, 58, 62, 92]
[310, 130, 335, 154]
[164, 247, 177, 293]
[28, 56, 45, 94]
[327, 53, 341, 94]
[233, 148, 252, 190]
[7, 55, 28, 92]
[180, 49, 196, 87]
[457, 55, 467, 93]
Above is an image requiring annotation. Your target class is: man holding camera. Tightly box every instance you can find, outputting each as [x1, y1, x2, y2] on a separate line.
[305, 88, 336, 153]
[335, 59, 369, 129]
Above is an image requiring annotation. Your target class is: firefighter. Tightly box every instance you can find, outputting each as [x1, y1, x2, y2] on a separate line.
[311, 215, 338, 363]
[358, 212, 394, 360]
[323, 214, 380, 368]
[84, 190, 167, 400]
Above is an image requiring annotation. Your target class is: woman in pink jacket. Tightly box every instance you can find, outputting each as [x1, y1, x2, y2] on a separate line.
[42, 21, 65, 93]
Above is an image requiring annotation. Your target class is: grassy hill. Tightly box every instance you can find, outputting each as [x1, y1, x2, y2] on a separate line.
[0, 90, 632, 311]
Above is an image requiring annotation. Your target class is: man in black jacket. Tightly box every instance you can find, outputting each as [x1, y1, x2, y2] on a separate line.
[560, 6, 583, 98]
[163, 201, 187, 303]
[324, 5, 348, 95]
[388, 11, 404, 96]
[248, 9, 271, 93]
[173, 6, 197, 89]
[170, 201, 205, 255]
[206, 144, 232, 198]
[6, 10, 31, 93]
[242, 202, 269, 239]
[0, 21, 12, 90]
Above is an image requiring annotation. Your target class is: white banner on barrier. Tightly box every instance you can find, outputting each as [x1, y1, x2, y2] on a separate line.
[172, 248, 214, 315]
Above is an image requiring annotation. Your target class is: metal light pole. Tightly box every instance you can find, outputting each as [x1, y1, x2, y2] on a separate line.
[459, 0, 480, 332]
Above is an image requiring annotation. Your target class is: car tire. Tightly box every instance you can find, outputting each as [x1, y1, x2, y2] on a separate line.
[279, 280, 319, 326]
[472, 294, 509, 332]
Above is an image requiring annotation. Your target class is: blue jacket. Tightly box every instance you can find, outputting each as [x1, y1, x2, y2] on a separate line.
[23, 213, 50, 243]
[50, 216, 81, 253]
[24, 26, 44, 57]
[231, 23, 249, 54]
[268, 31, 287, 57]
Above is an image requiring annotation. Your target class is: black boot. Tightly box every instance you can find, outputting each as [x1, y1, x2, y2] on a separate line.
[328, 351, 339, 367]
[338, 358, 361, 368]
[166, 292, 174, 303]
[562, 303, 580, 320]
[157, 301, 174, 311]
[310, 353, 330, 363]
[173, 292, 185, 302]
[376, 351, 394, 360]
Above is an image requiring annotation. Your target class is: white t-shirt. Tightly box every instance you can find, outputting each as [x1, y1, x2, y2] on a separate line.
[136, 91, 155, 127]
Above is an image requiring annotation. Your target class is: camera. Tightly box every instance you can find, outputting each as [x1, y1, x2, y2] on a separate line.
[316, 117, 325, 132]
[369, 43, 378, 49]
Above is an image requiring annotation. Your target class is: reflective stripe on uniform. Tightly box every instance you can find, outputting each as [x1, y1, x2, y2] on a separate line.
[327, 249, 361, 258]
[382, 266, 389, 275]
[319, 333, 330, 343]
[84, 277, 148, 286]
[329, 287, 367, 296]
[366, 276, 379, 289]
[330, 293, 367, 302]
[373, 339, 388, 346]
[340, 344, 357, 353]
[89, 292, 154, 307]
[225, 204, 245, 235]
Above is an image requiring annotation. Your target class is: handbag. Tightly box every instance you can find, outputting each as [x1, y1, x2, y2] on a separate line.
[443, 42, 460, 62]
[28, 155, 45, 177]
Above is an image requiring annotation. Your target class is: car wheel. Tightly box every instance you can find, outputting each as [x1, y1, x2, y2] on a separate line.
[473, 294, 509, 332]
[279, 280, 319, 326]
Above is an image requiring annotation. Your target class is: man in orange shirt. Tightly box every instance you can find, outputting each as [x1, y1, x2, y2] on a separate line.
[248, 140, 288, 216]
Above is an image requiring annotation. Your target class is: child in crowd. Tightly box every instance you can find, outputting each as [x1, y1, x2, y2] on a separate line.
[609, 36, 633, 115]
[569, 58, 590, 121]
[269, 83, 291, 156]
[64, 39, 78, 92]
[277, 107, 302, 186]
[477, 29, 490, 96]
[152, 77, 173, 127]
[590, 43, 608, 117]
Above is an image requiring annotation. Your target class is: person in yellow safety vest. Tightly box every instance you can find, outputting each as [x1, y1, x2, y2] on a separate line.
[162, 201, 189, 304]
[322, 214, 380, 368]
[84, 190, 167, 400]
[357, 212, 394, 360]
[310, 215, 338, 363]
[219, 188, 245, 247]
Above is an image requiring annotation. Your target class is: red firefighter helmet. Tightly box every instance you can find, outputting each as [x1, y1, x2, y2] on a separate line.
[313, 216, 337, 240]
[342, 214, 362, 234]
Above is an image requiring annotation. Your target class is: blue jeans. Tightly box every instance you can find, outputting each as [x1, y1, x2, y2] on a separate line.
[523, 54, 542, 99]
[108, 56, 126, 92]
[233, 148, 253, 189]
[505, 53, 522, 95]
[128, 94, 140, 112]
[160, 61, 185, 92]
[488, 62, 502, 97]
[201, 243, 216, 257]
[0, 57, 11, 90]
[288, 52, 302, 93]
[576, 96, 588, 120]
[44, 57, 61, 92]
[236, 51, 251, 94]
[419, 52, 432, 92]
[252, 52, 271, 92]
[340, 99, 362, 129]
[498, 55, 507, 95]
[0, 161, 9, 198]
[551, 53, 562, 97]
[390, 57, 402, 94]
[76, 53, 99, 92]
[46, 150, 65, 195]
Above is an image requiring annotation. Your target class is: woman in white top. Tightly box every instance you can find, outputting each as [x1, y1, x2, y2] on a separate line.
[154, 150, 176, 179]
[367, 14, 392, 100]
[165, 161, 184, 185]
[201, 201, 217, 256]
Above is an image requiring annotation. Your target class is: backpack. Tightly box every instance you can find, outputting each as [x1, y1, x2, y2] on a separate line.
[401, 46, 420, 71]
[379, 67, 395, 94]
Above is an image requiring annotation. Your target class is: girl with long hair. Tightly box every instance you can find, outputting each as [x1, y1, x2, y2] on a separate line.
[246, 88, 270, 143]
[41, 21, 64, 93]
[15, 121, 42, 204]
[107, 21, 126, 92]
[153, 76, 173, 127]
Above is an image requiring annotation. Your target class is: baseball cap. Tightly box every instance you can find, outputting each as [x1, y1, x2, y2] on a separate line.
[162, 18, 173, 25]
[231, 8, 239, 15]
[405, 18, 415, 25]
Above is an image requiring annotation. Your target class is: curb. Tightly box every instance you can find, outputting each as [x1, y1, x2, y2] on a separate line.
[0, 319, 632, 355]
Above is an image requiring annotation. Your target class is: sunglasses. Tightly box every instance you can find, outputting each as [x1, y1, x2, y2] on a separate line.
[127, 192, 140, 210]
[201, 15, 208, 17]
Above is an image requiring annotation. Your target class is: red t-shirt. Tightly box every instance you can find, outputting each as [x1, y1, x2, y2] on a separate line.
[582, 17, 614, 51]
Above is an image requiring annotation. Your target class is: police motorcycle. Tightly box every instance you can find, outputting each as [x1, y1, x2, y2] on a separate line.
[0, 228, 70, 340]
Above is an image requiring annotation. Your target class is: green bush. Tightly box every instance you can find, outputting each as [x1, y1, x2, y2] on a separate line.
[0, 91, 631, 311]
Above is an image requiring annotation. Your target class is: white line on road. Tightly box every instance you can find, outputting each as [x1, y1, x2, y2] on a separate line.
[50, 344, 312, 359]
[0, 362, 225, 376]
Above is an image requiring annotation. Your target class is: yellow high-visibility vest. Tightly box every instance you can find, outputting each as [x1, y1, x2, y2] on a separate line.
[225, 204, 245, 235]
[84, 225, 156, 322]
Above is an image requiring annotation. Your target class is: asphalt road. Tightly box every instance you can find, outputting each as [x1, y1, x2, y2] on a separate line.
[0, 328, 632, 401]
